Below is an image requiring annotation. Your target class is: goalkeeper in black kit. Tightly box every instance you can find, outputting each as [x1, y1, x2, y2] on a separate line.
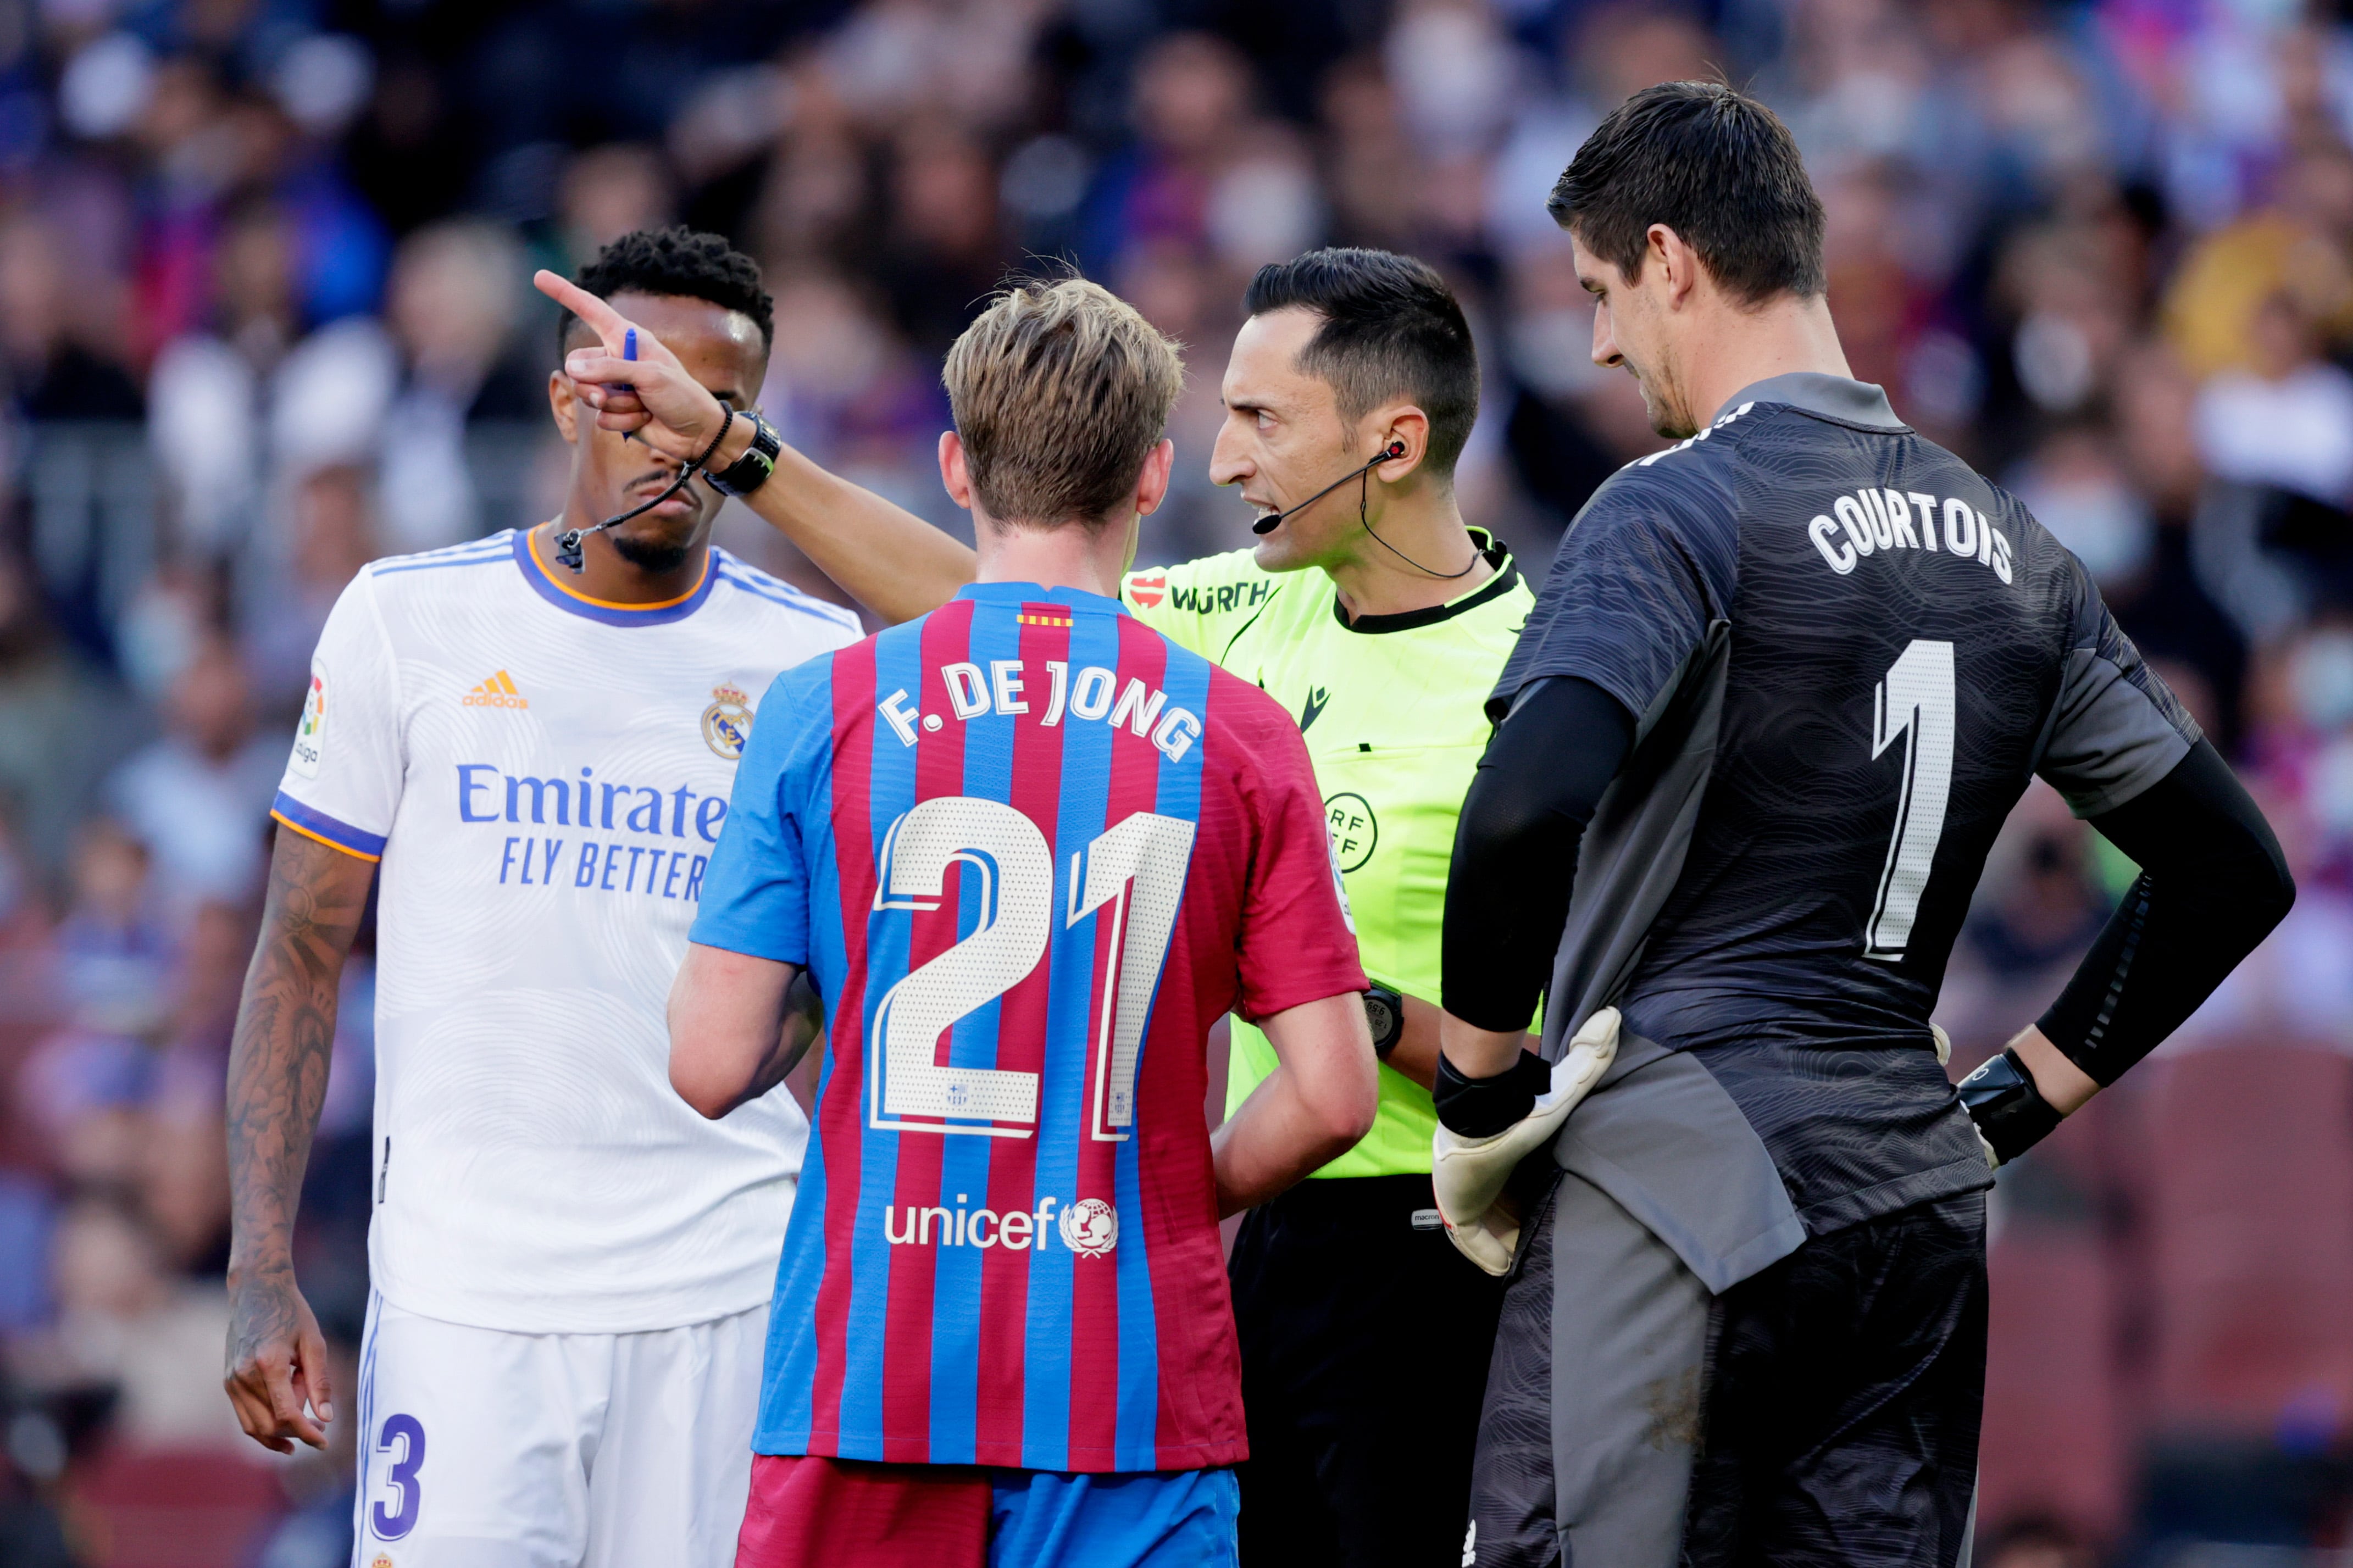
[1431, 82, 2295, 1568]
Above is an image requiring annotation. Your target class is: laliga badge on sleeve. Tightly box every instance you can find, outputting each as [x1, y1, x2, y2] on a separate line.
[290, 664, 327, 778]
[1320, 816, 1358, 934]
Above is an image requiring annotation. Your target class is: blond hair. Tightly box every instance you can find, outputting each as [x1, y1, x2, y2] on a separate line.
[942, 278, 1184, 530]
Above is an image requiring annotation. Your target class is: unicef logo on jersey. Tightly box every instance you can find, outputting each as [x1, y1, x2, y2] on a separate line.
[1058, 1198, 1118, 1258]
[881, 1193, 1117, 1258]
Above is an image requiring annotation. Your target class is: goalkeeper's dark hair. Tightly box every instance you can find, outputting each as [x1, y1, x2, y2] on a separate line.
[1550, 81, 1826, 306]
[556, 226, 774, 359]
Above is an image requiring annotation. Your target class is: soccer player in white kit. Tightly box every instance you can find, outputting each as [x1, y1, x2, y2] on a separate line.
[221, 227, 859, 1567]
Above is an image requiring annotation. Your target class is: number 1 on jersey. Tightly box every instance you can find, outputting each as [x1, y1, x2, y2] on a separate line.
[1069, 813, 1196, 1140]
[1865, 640, 1955, 962]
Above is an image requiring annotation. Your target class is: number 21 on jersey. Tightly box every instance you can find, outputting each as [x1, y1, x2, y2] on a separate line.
[867, 796, 1196, 1142]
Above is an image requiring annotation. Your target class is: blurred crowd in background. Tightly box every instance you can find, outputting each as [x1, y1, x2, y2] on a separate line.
[0, 0, 2347, 1562]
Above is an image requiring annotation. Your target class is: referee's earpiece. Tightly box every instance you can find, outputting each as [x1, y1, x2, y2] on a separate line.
[1383, 441, 1406, 461]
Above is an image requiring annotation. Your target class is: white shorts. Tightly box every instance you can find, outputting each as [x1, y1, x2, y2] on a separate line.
[351, 1293, 768, 1568]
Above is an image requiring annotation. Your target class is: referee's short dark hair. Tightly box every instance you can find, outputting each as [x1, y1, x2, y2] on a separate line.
[1243, 247, 1479, 480]
[1550, 81, 1827, 305]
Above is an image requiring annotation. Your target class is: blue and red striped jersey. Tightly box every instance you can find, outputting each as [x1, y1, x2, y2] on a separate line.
[693, 582, 1366, 1474]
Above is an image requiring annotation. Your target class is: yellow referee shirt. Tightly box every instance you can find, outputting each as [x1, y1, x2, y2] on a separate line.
[1122, 530, 1531, 1177]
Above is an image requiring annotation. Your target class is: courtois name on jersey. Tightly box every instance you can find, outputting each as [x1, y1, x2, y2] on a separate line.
[692, 582, 1366, 1475]
[1800, 484, 2016, 585]
[269, 530, 862, 1334]
[1501, 375, 2197, 1237]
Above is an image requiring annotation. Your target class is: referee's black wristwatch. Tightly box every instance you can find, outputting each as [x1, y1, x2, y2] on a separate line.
[1363, 985, 1404, 1060]
[704, 412, 781, 497]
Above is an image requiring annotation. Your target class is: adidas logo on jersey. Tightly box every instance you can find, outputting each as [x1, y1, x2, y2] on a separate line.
[463, 670, 529, 709]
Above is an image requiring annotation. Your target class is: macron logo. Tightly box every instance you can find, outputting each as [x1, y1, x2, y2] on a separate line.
[1298, 686, 1330, 732]
[463, 670, 528, 709]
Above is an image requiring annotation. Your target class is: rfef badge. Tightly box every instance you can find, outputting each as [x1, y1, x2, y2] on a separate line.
[702, 683, 752, 760]
[1325, 791, 1377, 872]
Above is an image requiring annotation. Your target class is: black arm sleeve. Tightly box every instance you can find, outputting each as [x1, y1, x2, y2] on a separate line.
[1441, 676, 1636, 1034]
[2036, 739, 2294, 1083]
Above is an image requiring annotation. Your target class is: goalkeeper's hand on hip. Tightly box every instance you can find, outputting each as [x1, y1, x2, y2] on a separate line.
[1431, 1008, 1619, 1276]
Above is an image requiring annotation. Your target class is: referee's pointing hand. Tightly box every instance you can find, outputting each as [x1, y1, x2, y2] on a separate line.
[533, 269, 730, 465]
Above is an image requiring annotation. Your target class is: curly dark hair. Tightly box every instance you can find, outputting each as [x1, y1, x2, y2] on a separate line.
[557, 225, 774, 360]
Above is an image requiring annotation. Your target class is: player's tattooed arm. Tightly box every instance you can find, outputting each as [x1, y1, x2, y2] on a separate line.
[223, 827, 375, 1454]
[532, 269, 974, 625]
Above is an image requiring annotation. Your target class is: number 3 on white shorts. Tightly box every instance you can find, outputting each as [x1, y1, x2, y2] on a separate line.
[370, 1412, 425, 1541]
[1865, 639, 1955, 962]
[868, 796, 1196, 1141]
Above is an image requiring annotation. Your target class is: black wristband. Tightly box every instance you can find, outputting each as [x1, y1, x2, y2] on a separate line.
[706, 412, 781, 497]
[1363, 986, 1403, 1060]
[1957, 1046, 2065, 1165]
[1434, 1048, 1551, 1138]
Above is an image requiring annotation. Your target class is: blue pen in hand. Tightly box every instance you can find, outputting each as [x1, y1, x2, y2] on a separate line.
[619, 326, 640, 442]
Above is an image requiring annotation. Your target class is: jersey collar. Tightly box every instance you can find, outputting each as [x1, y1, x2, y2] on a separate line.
[953, 581, 1130, 614]
[1333, 529, 1519, 635]
[1715, 372, 1907, 431]
[515, 527, 720, 626]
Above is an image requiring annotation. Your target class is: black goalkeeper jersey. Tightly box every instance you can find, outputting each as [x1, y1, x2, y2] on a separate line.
[1500, 372, 2200, 1235]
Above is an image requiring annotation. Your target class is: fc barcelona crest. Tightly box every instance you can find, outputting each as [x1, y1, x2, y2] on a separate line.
[703, 683, 752, 760]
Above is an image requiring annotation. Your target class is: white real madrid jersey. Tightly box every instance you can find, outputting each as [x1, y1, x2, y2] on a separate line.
[273, 529, 862, 1333]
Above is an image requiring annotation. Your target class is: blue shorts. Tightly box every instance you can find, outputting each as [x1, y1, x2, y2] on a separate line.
[990, 1466, 1239, 1568]
[739, 1454, 1237, 1568]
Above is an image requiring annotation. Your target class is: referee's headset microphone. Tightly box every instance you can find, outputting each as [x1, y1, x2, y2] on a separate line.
[1250, 440, 1481, 581]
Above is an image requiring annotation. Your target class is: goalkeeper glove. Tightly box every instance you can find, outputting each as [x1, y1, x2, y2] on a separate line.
[1431, 1008, 1618, 1276]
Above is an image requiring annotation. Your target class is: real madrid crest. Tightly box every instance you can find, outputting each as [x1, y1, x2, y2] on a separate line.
[702, 683, 752, 760]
